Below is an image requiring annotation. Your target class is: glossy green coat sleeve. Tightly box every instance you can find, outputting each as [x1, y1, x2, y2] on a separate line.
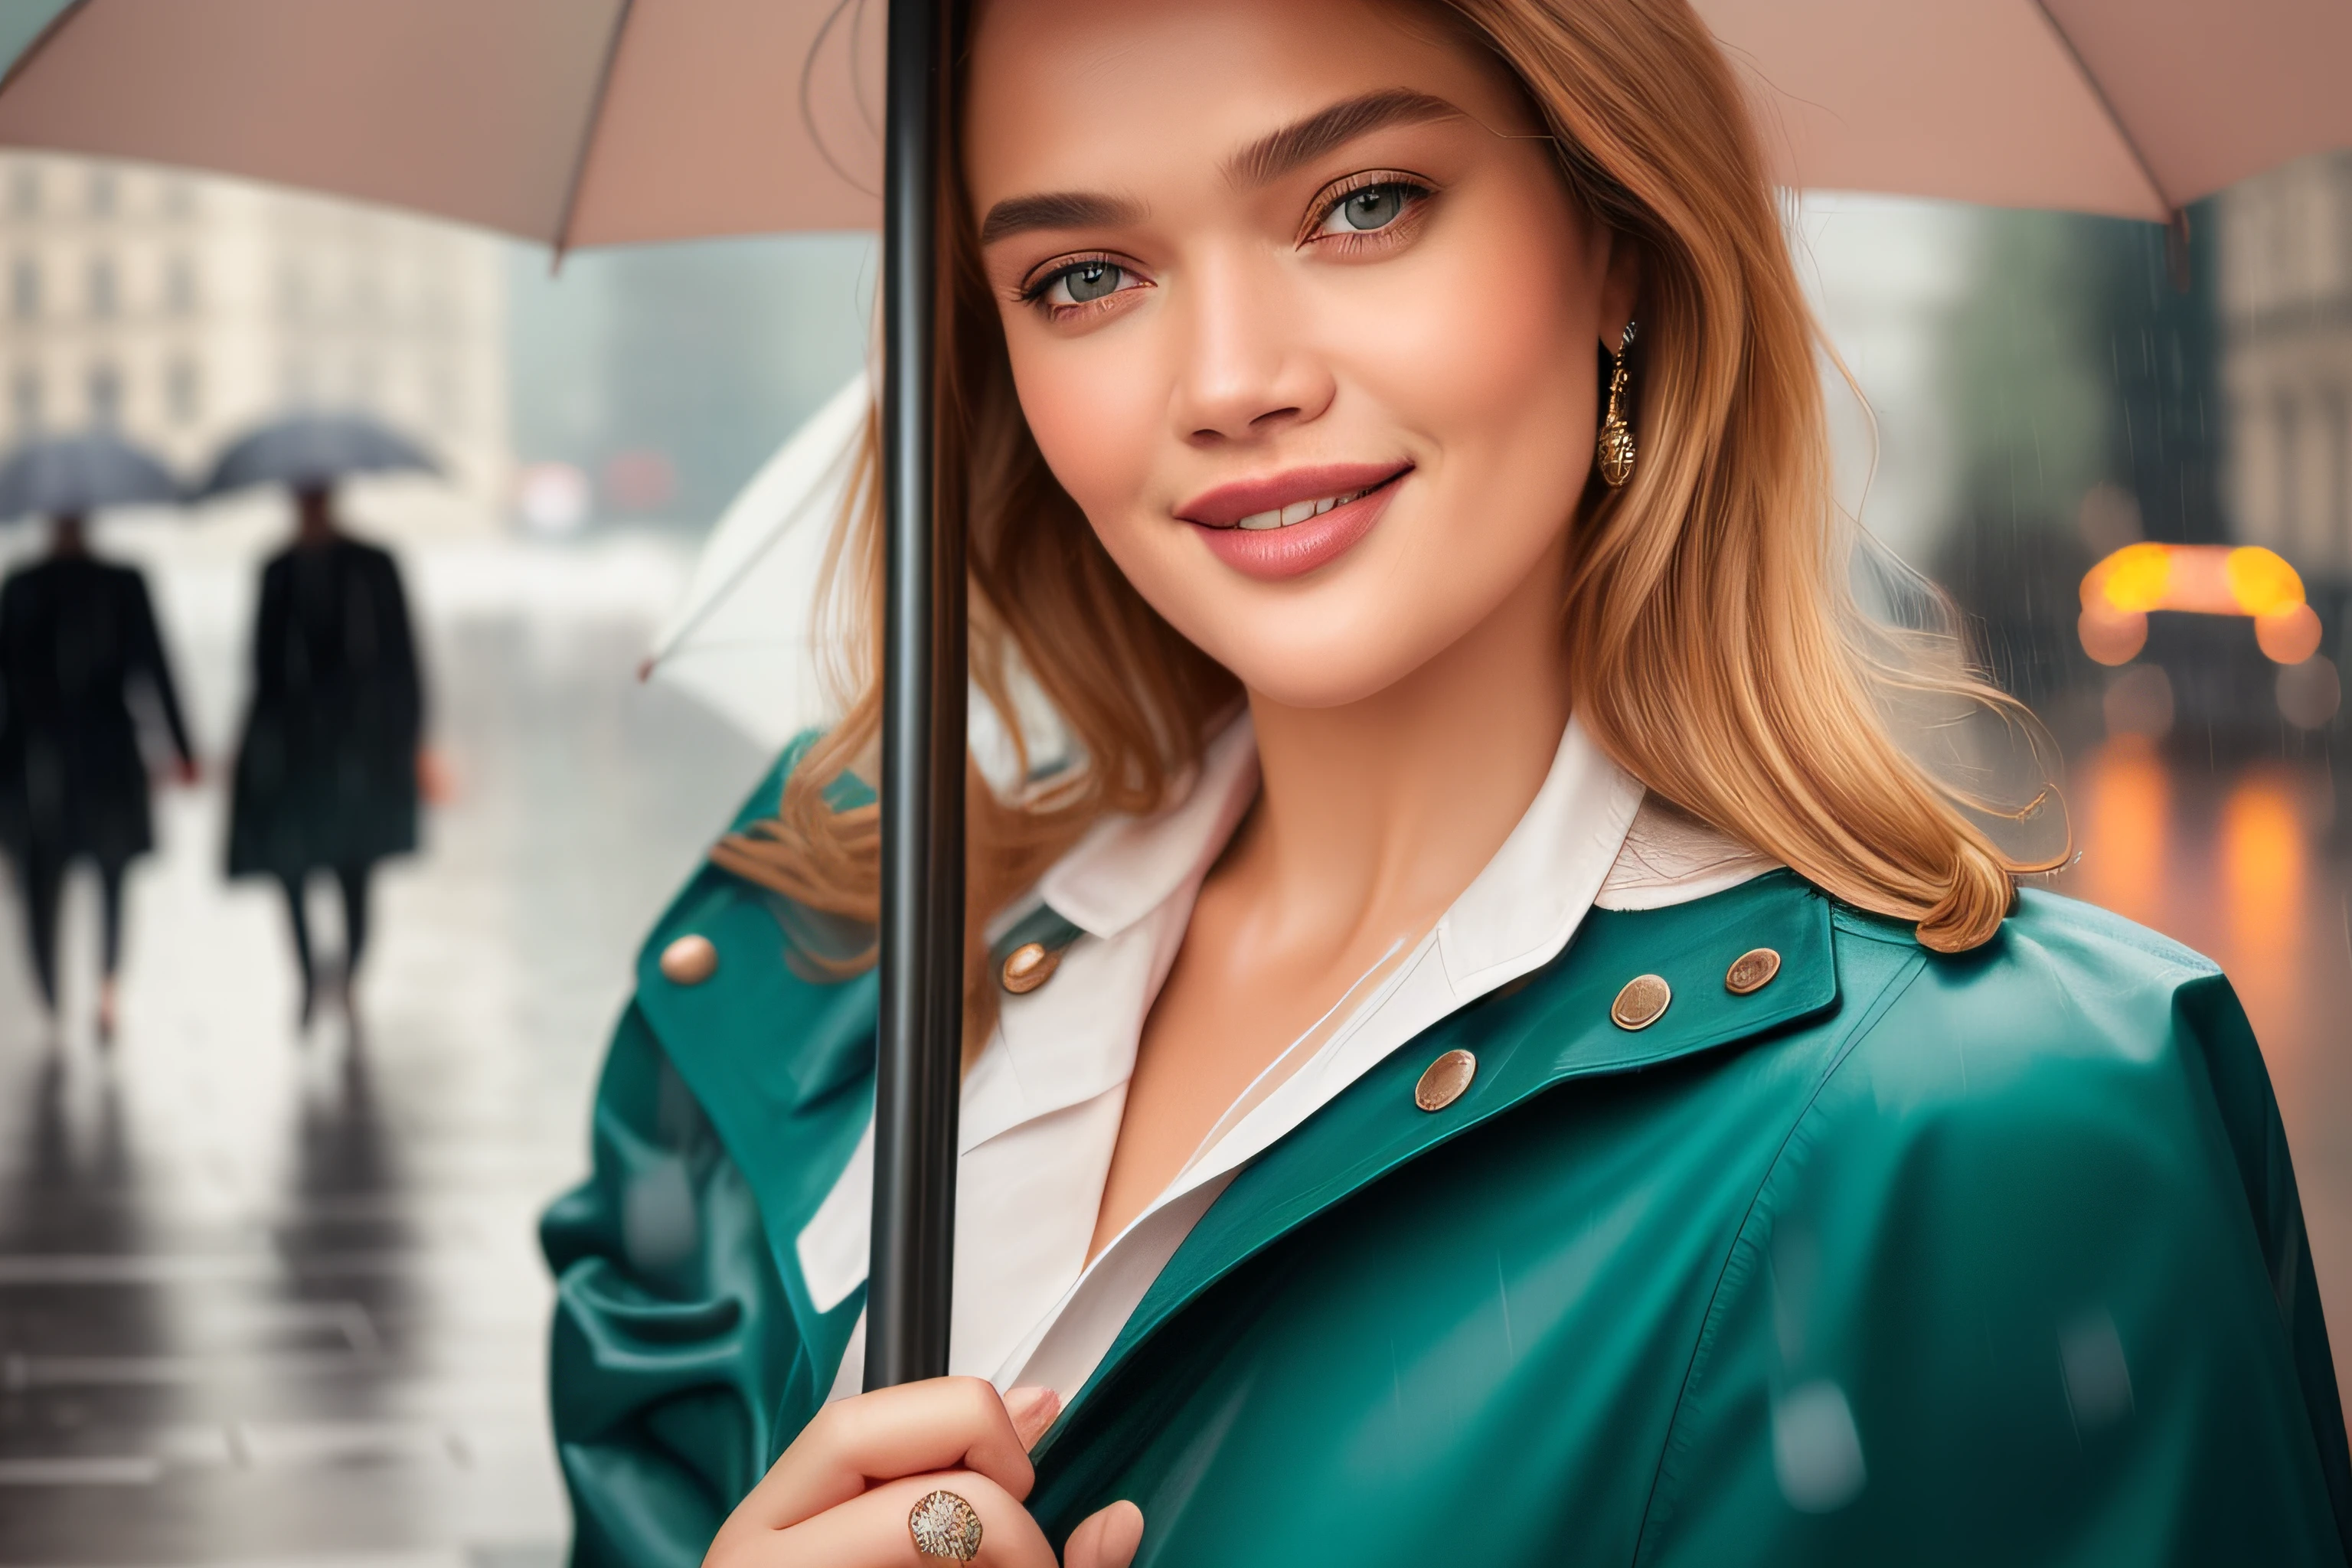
[541, 738, 878, 1568]
[1639, 911, 2352, 1564]
[541, 1006, 805, 1568]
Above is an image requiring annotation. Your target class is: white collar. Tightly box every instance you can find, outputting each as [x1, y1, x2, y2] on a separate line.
[975, 712, 1653, 1154]
[1033, 714, 1261, 941]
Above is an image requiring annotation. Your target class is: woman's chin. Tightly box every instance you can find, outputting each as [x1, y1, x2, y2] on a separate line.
[1196, 630, 1455, 714]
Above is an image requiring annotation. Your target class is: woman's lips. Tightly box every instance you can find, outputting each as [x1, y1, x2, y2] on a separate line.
[1180, 465, 1411, 582]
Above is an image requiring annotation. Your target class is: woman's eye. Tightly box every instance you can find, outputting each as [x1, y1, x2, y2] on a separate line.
[1318, 183, 1419, 237]
[1043, 260, 1129, 306]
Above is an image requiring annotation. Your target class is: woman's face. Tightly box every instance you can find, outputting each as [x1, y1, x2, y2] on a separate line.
[964, 0, 1634, 710]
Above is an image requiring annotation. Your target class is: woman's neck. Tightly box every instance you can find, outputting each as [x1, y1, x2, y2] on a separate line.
[1090, 537, 1579, 1261]
[1232, 537, 1576, 952]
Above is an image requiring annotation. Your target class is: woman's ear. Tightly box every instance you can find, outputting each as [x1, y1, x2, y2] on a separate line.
[1598, 231, 1642, 352]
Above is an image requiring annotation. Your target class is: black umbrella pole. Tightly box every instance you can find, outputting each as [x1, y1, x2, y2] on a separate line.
[867, 0, 962, 1393]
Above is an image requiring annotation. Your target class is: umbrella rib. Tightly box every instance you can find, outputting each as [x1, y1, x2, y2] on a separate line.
[548, 0, 638, 268]
[802, 0, 883, 201]
[2025, 0, 2173, 217]
[643, 443, 858, 666]
[0, 0, 89, 99]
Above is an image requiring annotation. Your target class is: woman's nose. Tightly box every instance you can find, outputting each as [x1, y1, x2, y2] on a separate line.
[1168, 253, 1334, 446]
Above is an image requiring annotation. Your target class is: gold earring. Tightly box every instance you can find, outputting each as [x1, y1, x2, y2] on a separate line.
[1597, 321, 1638, 488]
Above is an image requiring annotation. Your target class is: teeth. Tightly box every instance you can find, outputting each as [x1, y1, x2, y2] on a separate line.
[1233, 488, 1364, 531]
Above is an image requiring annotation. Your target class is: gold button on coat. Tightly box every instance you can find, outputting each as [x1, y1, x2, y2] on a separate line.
[1413, 1048, 1478, 1112]
[1000, 941, 1060, 994]
[659, 933, 718, 985]
[1725, 947, 1782, 995]
[1611, 973, 1671, 1030]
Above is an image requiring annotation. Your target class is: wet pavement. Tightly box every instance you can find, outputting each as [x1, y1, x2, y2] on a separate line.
[0, 589, 763, 1566]
[4, 568, 2352, 1563]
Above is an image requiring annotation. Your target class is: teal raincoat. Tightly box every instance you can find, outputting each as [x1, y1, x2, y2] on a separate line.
[544, 746, 2352, 1566]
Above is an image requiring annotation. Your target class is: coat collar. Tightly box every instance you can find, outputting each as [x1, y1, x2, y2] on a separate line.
[1033, 869, 1842, 1458]
[983, 713, 1645, 1148]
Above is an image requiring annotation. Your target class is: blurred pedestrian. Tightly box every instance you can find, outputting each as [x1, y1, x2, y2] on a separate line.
[227, 484, 424, 1027]
[0, 511, 197, 1039]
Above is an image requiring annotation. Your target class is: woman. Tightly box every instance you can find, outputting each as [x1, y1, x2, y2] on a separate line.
[227, 482, 423, 1027]
[0, 511, 195, 1039]
[543, 1, 2352, 1563]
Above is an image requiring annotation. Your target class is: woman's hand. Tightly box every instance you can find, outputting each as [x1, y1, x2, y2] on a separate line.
[702, 1377, 1144, 1568]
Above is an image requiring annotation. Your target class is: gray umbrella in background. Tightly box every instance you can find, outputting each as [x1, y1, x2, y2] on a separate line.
[197, 413, 439, 500]
[0, 430, 179, 521]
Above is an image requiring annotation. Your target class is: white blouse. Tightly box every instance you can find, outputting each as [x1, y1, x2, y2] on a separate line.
[797, 714, 1774, 1405]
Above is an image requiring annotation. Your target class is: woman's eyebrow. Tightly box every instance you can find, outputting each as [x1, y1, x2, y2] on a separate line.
[1224, 89, 1464, 188]
[978, 191, 1147, 247]
[975, 90, 1462, 248]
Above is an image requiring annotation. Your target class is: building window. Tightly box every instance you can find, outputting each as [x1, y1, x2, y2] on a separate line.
[87, 255, 116, 319]
[86, 168, 116, 217]
[8, 165, 38, 217]
[164, 254, 196, 315]
[165, 357, 201, 426]
[9, 256, 36, 320]
[87, 361, 121, 425]
[160, 178, 194, 219]
[11, 368, 40, 433]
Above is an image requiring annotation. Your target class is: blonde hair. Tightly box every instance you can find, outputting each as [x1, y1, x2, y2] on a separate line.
[714, 0, 2056, 1052]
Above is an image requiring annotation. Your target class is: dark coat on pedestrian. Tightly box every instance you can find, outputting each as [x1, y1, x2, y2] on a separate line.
[227, 535, 423, 879]
[0, 554, 193, 869]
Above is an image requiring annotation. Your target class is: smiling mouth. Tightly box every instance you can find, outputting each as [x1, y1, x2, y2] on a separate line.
[1191, 466, 1409, 532]
[1234, 486, 1376, 531]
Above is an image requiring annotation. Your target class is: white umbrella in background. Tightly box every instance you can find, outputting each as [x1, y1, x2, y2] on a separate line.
[642, 373, 867, 754]
[648, 371, 1060, 787]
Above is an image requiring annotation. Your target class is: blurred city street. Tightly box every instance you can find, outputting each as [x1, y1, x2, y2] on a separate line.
[0, 540, 763, 1567]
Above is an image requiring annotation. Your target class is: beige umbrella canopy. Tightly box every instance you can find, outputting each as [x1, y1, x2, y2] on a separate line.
[1703, 0, 2352, 220]
[1, 0, 2349, 245]
[0, 0, 887, 249]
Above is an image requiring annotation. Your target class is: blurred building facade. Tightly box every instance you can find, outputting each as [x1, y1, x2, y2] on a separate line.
[2221, 152, 2352, 586]
[0, 150, 508, 516]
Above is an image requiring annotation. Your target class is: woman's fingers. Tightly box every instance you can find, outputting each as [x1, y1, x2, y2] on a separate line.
[768, 1471, 1060, 1568]
[1004, 1386, 1061, 1449]
[1062, 1501, 1145, 1568]
[721, 1378, 1038, 1534]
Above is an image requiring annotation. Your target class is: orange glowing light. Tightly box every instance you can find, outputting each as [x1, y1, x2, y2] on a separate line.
[2221, 773, 2304, 991]
[2077, 736, 2169, 922]
[2092, 542, 2174, 613]
[2078, 543, 2315, 665]
[2257, 603, 2324, 664]
[2079, 606, 2148, 666]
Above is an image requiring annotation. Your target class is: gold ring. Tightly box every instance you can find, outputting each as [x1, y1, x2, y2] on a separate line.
[909, 1488, 984, 1563]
